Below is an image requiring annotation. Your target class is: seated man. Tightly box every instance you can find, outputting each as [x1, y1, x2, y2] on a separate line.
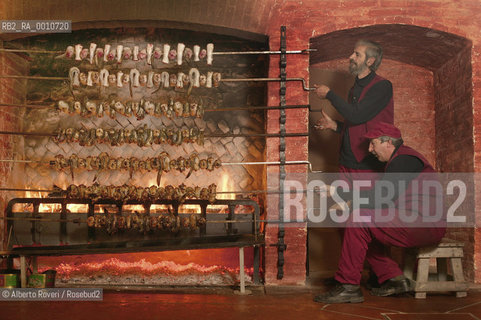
[314, 122, 446, 304]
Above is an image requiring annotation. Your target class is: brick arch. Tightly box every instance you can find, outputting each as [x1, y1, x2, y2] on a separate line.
[309, 24, 471, 72]
[309, 23, 475, 281]
[0, 0, 275, 42]
[1, 20, 268, 43]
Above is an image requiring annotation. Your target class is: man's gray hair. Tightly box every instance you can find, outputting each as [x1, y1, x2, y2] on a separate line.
[356, 40, 383, 71]
[378, 136, 403, 148]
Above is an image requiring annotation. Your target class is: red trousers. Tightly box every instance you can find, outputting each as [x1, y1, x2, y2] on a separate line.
[338, 165, 380, 189]
[334, 208, 446, 285]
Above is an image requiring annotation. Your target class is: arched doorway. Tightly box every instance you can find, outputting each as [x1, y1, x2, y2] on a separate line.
[307, 24, 473, 281]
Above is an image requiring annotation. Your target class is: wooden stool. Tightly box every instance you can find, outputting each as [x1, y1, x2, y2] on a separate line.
[403, 239, 468, 299]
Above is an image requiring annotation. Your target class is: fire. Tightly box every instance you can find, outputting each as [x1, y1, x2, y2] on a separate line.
[66, 204, 88, 213]
[20, 171, 236, 214]
[179, 204, 200, 214]
[150, 204, 171, 214]
[218, 172, 235, 200]
[18, 191, 87, 213]
[123, 204, 145, 213]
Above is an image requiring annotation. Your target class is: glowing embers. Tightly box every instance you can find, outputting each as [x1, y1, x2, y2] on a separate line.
[49, 256, 253, 286]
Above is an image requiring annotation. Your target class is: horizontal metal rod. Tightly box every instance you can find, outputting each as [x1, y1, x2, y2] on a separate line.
[0, 216, 302, 225]
[217, 189, 310, 195]
[0, 75, 68, 80]
[0, 131, 56, 137]
[220, 77, 314, 91]
[205, 104, 311, 112]
[0, 103, 53, 109]
[0, 159, 311, 169]
[206, 132, 308, 138]
[0, 102, 312, 112]
[0, 187, 56, 192]
[0, 187, 314, 195]
[213, 49, 315, 55]
[0, 216, 245, 224]
[0, 74, 314, 90]
[0, 159, 312, 172]
[0, 159, 49, 164]
[222, 160, 309, 166]
[0, 48, 314, 55]
[0, 48, 62, 54]
[224, 160, 312, 172]
[0, 130, 308, 138]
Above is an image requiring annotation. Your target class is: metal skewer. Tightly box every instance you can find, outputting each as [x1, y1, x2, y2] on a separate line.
[0, 158, 310, 166]
[0, 48, 314, 55]
[0, 74, 315, 90]
[0, 75, 68, 80]
[0, 48, 63, 54]
[206, 132, 308, 138]
[219, 77, 315, 91]
[0, 130, 307, 138]
[213, 49, 315, 55]
[0, 159, 50, 164]
[0, 187, 58, 192]
[0, 216, 303, 225]
[0, 102, 313, 112]
[0, 103, 53, 109]
[0, 130, 55, 137]
[0, 187, 315, 195]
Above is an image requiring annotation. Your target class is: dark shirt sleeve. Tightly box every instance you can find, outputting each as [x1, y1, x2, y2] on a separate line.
[335, 120, 343, 134]
[358, 155, 424, 209]
[384, 155, 424, 173]
[326, 80, 393, 125]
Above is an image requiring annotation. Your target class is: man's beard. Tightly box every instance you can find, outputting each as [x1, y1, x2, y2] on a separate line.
[349, 59, 369, 76]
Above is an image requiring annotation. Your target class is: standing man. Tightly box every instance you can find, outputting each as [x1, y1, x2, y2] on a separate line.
[314, 39, 393, 176]
[314, 40, 394, 287]
[313, 122, 446, 304]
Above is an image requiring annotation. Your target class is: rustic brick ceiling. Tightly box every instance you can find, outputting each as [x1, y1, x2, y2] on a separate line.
[310, 24, 472, 72]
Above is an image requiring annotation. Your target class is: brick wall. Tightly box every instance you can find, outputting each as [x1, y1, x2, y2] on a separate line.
[433, 46, 475, 280]
[264, 31, 309, 284]
[265, 0, 481, 284]
[0, 50, 28, 250]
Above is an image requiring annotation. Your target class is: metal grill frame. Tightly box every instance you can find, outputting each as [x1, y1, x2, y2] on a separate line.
[4, 197, 264, 284]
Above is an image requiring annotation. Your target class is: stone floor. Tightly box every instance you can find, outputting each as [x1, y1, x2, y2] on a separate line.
[2, 284, 481, 320]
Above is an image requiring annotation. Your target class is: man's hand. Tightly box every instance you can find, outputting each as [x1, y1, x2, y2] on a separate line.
[312, 184, 337, 197]
[315, 110, 338, 131]
[329, 200, 351, 212]
[314, 84, 330, 99]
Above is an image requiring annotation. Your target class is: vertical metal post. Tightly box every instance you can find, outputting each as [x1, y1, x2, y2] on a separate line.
[60, 203, 67, 244]
[227, 204, 235, 235]
[200, 203, 207, 236]
[277, 26, 287, 279]
[20, 255, 27, 288]
[239, 247, 245, 293]
[87, 202, 95, 242]
[253, 245, 260, 284]
[32, 202, 39, 244]
[32, 257, 38, 274]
